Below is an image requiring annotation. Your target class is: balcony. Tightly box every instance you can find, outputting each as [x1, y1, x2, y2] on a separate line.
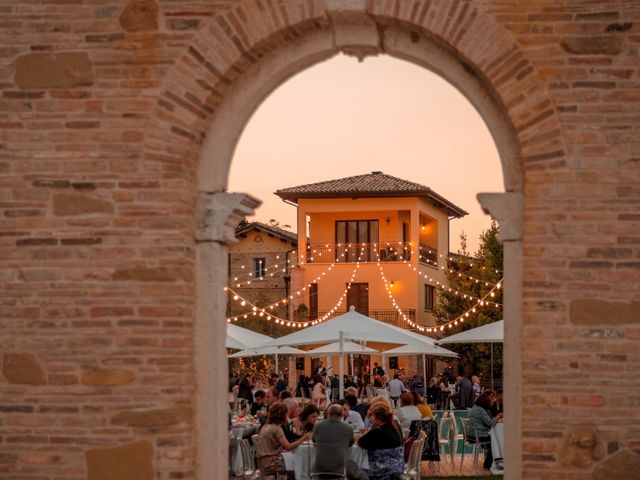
[305, 242, 413, 264]
[419, 243, 438, 268]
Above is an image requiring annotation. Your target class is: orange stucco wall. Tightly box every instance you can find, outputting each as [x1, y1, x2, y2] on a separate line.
[292, 196, 455, 326]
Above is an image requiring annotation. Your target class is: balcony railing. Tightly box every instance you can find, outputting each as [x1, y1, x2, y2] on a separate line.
[419, 243, 438, 268]
[302, 308, 416, 328]
[306, 242, 413, 264]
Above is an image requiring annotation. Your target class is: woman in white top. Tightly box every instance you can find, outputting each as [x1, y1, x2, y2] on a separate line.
[396, 392, 422, 429]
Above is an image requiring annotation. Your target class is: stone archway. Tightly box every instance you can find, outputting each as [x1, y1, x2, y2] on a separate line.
[142, 2, 567, 478]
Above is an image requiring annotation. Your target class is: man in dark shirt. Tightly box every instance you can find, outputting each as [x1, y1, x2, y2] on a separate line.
[373, 362, 385, 377]
[250, 390, 266, 417]
[312, 404, 367, 480]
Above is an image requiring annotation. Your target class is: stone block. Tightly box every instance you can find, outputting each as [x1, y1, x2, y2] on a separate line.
[2, 352, 46, 385]
[570, 299, 637, 325]
[110, 406, 192, 428]
[593, 450, 640, 480]
[53, 193, 114, 216]
[561, 35, 624, 55]
[82, 369, 135, 386]
[15, 52, 93, 89]
[119, 0, 158, 32]
[86, 440, 154, 480]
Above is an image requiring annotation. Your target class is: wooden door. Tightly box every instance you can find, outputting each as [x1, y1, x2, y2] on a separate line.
[347, 283, 369, 316]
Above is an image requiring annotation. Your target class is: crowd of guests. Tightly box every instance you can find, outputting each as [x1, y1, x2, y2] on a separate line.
[231, 363, 505, 477]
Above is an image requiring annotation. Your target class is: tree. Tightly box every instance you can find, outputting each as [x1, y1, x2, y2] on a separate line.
[433, 221, 503, 385]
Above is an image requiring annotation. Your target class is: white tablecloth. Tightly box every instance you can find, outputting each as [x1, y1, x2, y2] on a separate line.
[282, 443, 369, 480]
[489, 422, 504, 473]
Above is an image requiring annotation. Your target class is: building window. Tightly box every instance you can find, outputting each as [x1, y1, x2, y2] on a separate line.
[335, 220, 379, 261]
[425, 285, 435, 311]
[309, 284, 318, 320]
[253, 258, 266, 279]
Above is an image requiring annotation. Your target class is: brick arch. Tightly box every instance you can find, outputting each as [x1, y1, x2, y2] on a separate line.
[143, 0, 566, 195]
[143, 2, 568, 478]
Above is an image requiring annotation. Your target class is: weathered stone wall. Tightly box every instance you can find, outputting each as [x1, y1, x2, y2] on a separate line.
[0, 1, 639, 479]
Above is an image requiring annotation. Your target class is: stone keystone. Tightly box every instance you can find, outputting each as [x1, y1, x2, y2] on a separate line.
[325, 0, 381, 61]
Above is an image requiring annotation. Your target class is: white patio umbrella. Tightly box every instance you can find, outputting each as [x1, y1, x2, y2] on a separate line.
[227, 323, 273, 348]
[226, 324, 285, 372]
[384, 342, 458, 387]
[306, 341, 379, 356]
[228, 345, 305, 358]
[437, 320, 504, 344]
[437, 320, 504, 389]
[262, 306, 440, 397]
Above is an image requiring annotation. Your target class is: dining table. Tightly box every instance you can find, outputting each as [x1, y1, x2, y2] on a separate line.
[282, 443, 369, 480]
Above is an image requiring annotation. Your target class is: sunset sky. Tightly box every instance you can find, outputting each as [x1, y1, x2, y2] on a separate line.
[229, 54, 502, 254]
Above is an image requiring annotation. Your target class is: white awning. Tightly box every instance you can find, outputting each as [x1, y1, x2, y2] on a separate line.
[437, 320, 504, 344]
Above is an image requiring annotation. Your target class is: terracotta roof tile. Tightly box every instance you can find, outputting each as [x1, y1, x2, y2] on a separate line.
[275, 171, 467, 217]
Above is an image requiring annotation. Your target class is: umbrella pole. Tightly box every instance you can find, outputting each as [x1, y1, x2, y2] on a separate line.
[490, 343, 494, 391]
[422, 354, 426, 385]
[275, 353, 278, 375]
[339, 331, 345, 399]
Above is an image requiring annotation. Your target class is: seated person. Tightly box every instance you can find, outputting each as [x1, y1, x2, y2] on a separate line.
[256, 402, 311, 474]
[358, 403, 404, 480]
[467, 392, 503, 470]
[338, 397, 365, 432]
[282, 398, 302, 442]
[396, 392, 422, 428]
[292, 404, 319, 434]
[411, 391, 433, 419]
[490, 389, 503, 418]
[345, 387, 369, 421]
[279, 390, 293, 400]
[250, 390, 267, 417]
[313, 403, 367, 480]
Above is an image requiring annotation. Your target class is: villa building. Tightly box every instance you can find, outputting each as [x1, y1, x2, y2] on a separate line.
[227, 222, 297, 320]
[275, 172, 467, 374]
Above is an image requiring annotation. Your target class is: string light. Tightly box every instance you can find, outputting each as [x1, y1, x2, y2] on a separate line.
[225, 247, 366, 328]
[228, 251, 298, 284]
[440, 266, 501, 286]
[425, 280, 503, 333]
[401, 259, 502, 306]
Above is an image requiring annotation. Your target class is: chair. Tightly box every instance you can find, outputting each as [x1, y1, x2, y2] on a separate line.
[237, 438, 259, 479]
[451, 412, 465, 456]
[311, 442, 348, 480]
[232, 385, 240, 412]
[437, 411, 454, 464]
[403, 432, 425, 479]
[365, 385, 376, 399]
[460, 417, 491, 470]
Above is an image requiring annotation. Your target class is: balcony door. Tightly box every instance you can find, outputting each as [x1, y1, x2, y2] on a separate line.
[336, 220, 379, 262]
[347, 283, 369, 316]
